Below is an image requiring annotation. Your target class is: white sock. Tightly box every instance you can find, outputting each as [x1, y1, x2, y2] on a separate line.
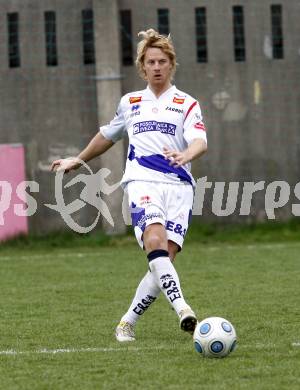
[121, 271, 161, 325]
[148, 251, 189, 315]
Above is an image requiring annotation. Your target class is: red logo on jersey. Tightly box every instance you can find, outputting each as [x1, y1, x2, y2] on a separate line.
[194, 122, 206, 131]
[130, 96, 142, 104]
[140, 195, 151, 205]
[173, 97, 185, 104]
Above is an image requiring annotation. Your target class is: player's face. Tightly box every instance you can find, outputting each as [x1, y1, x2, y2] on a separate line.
[143, 48, 173, 90]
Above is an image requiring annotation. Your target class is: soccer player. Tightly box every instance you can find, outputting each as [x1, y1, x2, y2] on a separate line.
[51, 29, 207, 342]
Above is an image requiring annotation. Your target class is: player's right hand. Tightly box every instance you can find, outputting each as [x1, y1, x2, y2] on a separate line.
[50, 157, 80, 173]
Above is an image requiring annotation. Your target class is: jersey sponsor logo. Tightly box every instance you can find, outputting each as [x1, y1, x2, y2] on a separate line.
[165, 106, 184, 114]
[133, 121, 176, 136]
[173, 97, 185, 104]
[166, 220, 187, 237]
[131, 104, 140, 111]
[140, 195, 151, 205]
[129, 96, 142, 104]
[130, 111, 140, 118]
[130, 104, 141, 117]
[137, 212, 164, 229]
[130, 104, 141, 118]
[194, 121, 206, 131]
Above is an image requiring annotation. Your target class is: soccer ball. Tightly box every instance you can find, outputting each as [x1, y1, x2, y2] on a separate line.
[193, 317, 237, 358]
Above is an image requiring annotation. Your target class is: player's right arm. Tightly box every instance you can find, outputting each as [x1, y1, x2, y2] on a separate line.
[50, 133, 114, 173]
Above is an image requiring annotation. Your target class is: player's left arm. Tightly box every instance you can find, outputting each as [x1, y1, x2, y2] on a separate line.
[163, 139, 207, 167]
[163, 100, 207, 167]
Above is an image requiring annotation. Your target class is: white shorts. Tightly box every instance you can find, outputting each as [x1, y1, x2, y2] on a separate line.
[126, 181, 194, 250]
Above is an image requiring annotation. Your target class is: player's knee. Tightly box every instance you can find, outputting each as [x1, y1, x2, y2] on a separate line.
[144, 229, 167, 251]
[144, 233, 164, 250]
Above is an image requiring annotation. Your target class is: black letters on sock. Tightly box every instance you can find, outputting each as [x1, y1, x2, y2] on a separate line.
[133, 295, 156, 316]
[160, 274, 182, 303]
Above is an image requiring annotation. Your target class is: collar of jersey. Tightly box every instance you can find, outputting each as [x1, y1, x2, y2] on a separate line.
[145, 84, 176, 101]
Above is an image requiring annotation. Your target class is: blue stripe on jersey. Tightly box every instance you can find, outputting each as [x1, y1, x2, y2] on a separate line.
[127, 144, 193, 185]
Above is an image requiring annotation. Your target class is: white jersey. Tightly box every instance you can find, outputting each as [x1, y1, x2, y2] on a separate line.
[100, 85, 207, 188]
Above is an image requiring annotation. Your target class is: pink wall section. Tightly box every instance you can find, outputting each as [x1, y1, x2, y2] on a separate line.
[0, 144, 28, 241]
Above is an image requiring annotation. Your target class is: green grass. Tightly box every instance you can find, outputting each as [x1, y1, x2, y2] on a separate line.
[1, 219, 300, 252]
[0, 230, 300, 389]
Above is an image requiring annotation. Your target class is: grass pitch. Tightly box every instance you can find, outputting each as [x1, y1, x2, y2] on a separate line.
[0, 229, 299, 389]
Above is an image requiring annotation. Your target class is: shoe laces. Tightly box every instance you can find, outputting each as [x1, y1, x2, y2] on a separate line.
[119, 321, 135, 337]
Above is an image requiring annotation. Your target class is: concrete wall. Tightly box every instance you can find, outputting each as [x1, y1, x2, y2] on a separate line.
[0, 0, 299, 234]
[0, 0, 99, 233]
[119, 0, 300, 221]
[93, 0, 126, 234]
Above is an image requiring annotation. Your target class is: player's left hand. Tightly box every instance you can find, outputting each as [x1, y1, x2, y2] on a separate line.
[163, 147, 190, 167]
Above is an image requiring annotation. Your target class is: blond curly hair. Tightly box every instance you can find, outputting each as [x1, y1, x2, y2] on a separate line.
[136, 29, 177, 80]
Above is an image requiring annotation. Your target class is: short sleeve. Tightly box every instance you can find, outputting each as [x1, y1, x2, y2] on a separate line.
[183, 101, 207, 145]
[99, 100, 126, 143]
